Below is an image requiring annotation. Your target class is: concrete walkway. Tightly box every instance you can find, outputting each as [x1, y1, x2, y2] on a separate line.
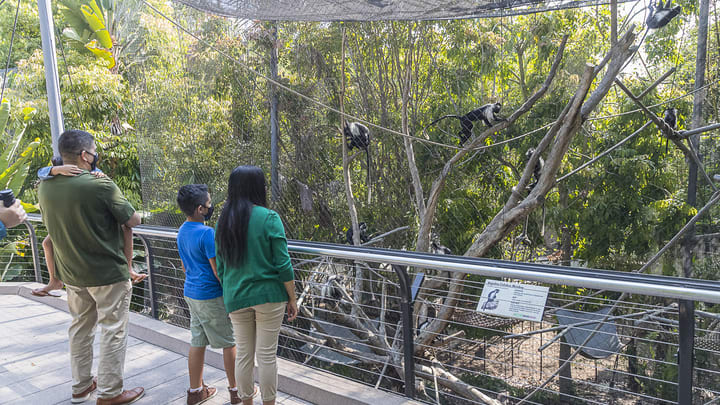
[0, 294, 310, 405]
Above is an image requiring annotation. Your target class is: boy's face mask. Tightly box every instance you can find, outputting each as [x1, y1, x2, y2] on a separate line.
[203, 205, 214, 221]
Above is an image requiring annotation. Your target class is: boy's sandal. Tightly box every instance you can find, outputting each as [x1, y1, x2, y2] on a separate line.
[31, 288, 61, 297]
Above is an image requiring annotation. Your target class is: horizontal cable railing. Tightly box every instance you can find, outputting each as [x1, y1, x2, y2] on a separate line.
[7, 214, 720, 404]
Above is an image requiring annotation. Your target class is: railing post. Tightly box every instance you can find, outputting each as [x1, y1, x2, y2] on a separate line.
[137, 234, 159, 319]
[394, 265, 416, 398]
[23, 221, 43, 283]
[678, 299, 694, 404]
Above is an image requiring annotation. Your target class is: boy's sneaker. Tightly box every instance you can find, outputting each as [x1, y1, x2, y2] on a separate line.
[187, 384, 216, 405]
[229, 386, 258, 404]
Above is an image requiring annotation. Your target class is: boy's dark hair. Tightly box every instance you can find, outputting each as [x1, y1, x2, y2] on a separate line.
[51, 157, 64, 166]
[58, 130, 94, 162]
[177, 184, 210, 217]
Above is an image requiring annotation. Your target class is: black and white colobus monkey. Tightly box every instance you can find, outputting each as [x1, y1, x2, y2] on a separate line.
[663, 107, 677, 130]
[343, 122, 372, 202]
[662, 107, 678, 153]
[427, 102, 507, 146]
[525, 148, 544, 191]
[345, 222, 370, 245]
[647, 0, 681, 29]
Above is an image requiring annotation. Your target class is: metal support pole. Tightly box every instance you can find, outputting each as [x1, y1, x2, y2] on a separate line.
[678, 299, 695, 403]
[394, 265, 416, 398]
[23, 221, 42, 283]
[37, 0, 64, 157]
[137, 235, 159, 319]
[270, 22, 280, 202]
[677, 2, 708, 402]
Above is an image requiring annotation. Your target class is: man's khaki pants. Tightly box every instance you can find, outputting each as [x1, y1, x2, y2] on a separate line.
[66, 280, 132, 399]
[229, 301, 286, 402]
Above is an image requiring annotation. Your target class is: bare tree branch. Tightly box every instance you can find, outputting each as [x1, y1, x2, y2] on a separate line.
[416, 363, 503, 405]
[412, 34, 569, 254]
[281, 326, 390, 365]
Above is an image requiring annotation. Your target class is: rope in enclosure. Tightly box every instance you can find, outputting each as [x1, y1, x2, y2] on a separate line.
[0, 0, 20, 103]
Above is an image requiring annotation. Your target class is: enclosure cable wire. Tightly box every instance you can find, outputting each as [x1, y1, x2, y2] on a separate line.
[589, 77, 720, 121]
[556, 120, 653, 182]
[144, 0, 720, 161]
[0, 0, 20, 103]
[141, 0, 471, 151]
[53, 14, 85, 128]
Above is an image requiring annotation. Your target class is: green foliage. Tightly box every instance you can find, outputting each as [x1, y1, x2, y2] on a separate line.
[0, 1, 41, 71]
[0, 99, 39, 281]
[5, 0, 717, 274]
[0, 99, 39, 203]
[0, 239, 28, 282]
[58, 0, 116, 68]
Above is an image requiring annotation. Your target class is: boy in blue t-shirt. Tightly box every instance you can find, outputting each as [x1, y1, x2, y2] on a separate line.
[177, 184, 248, 405]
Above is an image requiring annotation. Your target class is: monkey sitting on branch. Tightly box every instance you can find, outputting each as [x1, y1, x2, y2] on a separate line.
[345, 222, 370, 245]
[426, 102, 507, 146]
[662, 107, 678, 153]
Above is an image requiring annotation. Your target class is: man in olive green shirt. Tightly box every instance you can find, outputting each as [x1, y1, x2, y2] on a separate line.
[38, 130, 144, 405]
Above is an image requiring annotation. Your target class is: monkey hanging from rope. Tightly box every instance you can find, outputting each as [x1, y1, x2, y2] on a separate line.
[344, 122, 372, 203]
[646, 0, 681, 29]
[425, 102, 507, 146]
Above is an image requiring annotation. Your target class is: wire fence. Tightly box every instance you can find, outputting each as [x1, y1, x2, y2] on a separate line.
[4, 217, 720, 405]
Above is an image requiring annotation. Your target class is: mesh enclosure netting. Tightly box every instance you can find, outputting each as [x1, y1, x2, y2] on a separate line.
[172, 0, 631, 21]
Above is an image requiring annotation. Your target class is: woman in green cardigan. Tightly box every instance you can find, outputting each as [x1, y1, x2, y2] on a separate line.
[215, 165, 298, 405]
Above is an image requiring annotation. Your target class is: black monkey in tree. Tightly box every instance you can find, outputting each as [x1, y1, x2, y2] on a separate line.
[646, 0, 681, 29]
[344, 122, 372, 202]
[426, 102, 507, 146]
[525, 147, 544, 191]
[662, 107, 678, 153]
[345, 222, 370, 245]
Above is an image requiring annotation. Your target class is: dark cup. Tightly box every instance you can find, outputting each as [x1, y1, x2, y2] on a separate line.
[0, 189, 16, 208]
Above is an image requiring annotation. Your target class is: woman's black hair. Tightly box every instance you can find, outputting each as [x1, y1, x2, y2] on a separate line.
[215, 165, 267, 267]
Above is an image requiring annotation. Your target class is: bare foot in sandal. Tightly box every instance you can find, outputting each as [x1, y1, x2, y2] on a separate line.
[31, 278, 64, 297]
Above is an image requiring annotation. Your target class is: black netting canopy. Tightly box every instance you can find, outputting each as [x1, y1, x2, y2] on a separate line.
[173, 0, 627, 21]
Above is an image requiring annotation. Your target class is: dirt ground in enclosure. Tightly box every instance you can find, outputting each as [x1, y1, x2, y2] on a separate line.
[432, 321, 674, 405]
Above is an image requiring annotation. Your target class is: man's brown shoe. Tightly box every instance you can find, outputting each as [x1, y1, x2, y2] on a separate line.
[96, 387, 144, 405]
[71, 377, 97, 403]
[187, 384, 216, 405]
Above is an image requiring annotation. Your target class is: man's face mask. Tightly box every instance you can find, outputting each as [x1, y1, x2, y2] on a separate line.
[84, 150, 99, 171]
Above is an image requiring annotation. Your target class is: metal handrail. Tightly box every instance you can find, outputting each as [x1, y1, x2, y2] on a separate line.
[115, 219, 720, 304]
[23, 220, 42, 283]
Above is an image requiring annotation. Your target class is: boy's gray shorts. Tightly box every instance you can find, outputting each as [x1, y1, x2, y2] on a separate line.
[184, 296, 235, 349]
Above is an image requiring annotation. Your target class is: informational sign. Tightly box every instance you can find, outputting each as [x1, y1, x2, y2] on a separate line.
[476, 279, 550, 322]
